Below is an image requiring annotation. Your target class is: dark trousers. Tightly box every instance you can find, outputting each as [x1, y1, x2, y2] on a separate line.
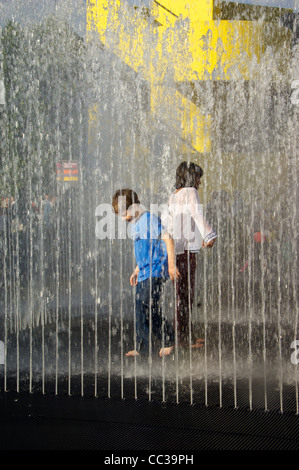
[135, 277, 174, 353]
[175, 251, 197, 346]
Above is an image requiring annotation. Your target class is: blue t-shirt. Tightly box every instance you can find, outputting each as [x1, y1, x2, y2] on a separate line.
[130, 211, 168, 282]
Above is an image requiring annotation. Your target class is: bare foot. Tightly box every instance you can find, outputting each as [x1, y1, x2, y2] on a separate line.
[191, 339, 205, 349]
[159, 346, 174, 357]
[125, 350, 140, 357]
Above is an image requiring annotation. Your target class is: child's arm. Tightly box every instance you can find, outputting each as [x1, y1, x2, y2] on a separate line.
[130, 265, 139, 286]
[162, 235, 180, 282]
[189, 189, 217, 245]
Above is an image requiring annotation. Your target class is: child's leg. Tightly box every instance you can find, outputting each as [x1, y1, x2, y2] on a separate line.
[175, 251, 196, 346]
[127, 278, 175, 356]
[127, 278, 150, 355]
[150, 278, 163, 341]
[150, 278, 175, 356]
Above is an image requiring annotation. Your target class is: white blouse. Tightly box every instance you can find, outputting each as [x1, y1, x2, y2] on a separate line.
[162, 187, 217, 254]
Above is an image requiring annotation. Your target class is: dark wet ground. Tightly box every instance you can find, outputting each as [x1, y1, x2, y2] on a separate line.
[0, 385, 298, 450]
[1, 317, 299, 450]
[1, 316, 298, 408]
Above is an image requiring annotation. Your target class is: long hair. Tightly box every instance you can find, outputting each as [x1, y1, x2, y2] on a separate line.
[175, 161, 203, 189]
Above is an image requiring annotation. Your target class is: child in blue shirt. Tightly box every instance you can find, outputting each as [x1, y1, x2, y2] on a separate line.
[112, 189, 179, 358]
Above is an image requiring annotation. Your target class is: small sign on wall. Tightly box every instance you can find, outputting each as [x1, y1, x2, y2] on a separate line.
[56, 161, 79, 183]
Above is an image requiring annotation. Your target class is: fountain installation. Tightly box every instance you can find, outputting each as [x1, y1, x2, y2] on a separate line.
[0, 0, 299, 450]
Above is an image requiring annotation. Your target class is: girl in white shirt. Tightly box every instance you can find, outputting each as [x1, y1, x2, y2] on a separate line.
[163, 162, 217, 347]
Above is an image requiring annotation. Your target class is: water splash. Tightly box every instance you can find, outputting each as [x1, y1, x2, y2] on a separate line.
[0, 1, 298, 412]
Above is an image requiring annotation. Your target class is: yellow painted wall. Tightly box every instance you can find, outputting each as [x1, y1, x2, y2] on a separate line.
[87, 0, 273, 80]
[86, 0, 292, 155]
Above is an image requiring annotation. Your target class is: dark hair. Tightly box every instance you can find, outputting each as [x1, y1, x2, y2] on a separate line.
[175, 161, 203, 189]
[112, 189, 140, 214]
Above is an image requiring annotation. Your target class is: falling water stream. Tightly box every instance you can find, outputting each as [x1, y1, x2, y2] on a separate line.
[0, 0, 298, 413]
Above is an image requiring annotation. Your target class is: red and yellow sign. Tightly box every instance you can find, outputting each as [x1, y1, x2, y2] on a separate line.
[57, 161, 79, 182]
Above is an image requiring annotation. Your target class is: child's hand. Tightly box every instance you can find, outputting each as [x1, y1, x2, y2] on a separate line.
[130, 266, 139, 286]
[168, 264, 180, 283]
[202, 239, 216, 249]
[130, 272, 138, 286]
[163, 236, 180, 283]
